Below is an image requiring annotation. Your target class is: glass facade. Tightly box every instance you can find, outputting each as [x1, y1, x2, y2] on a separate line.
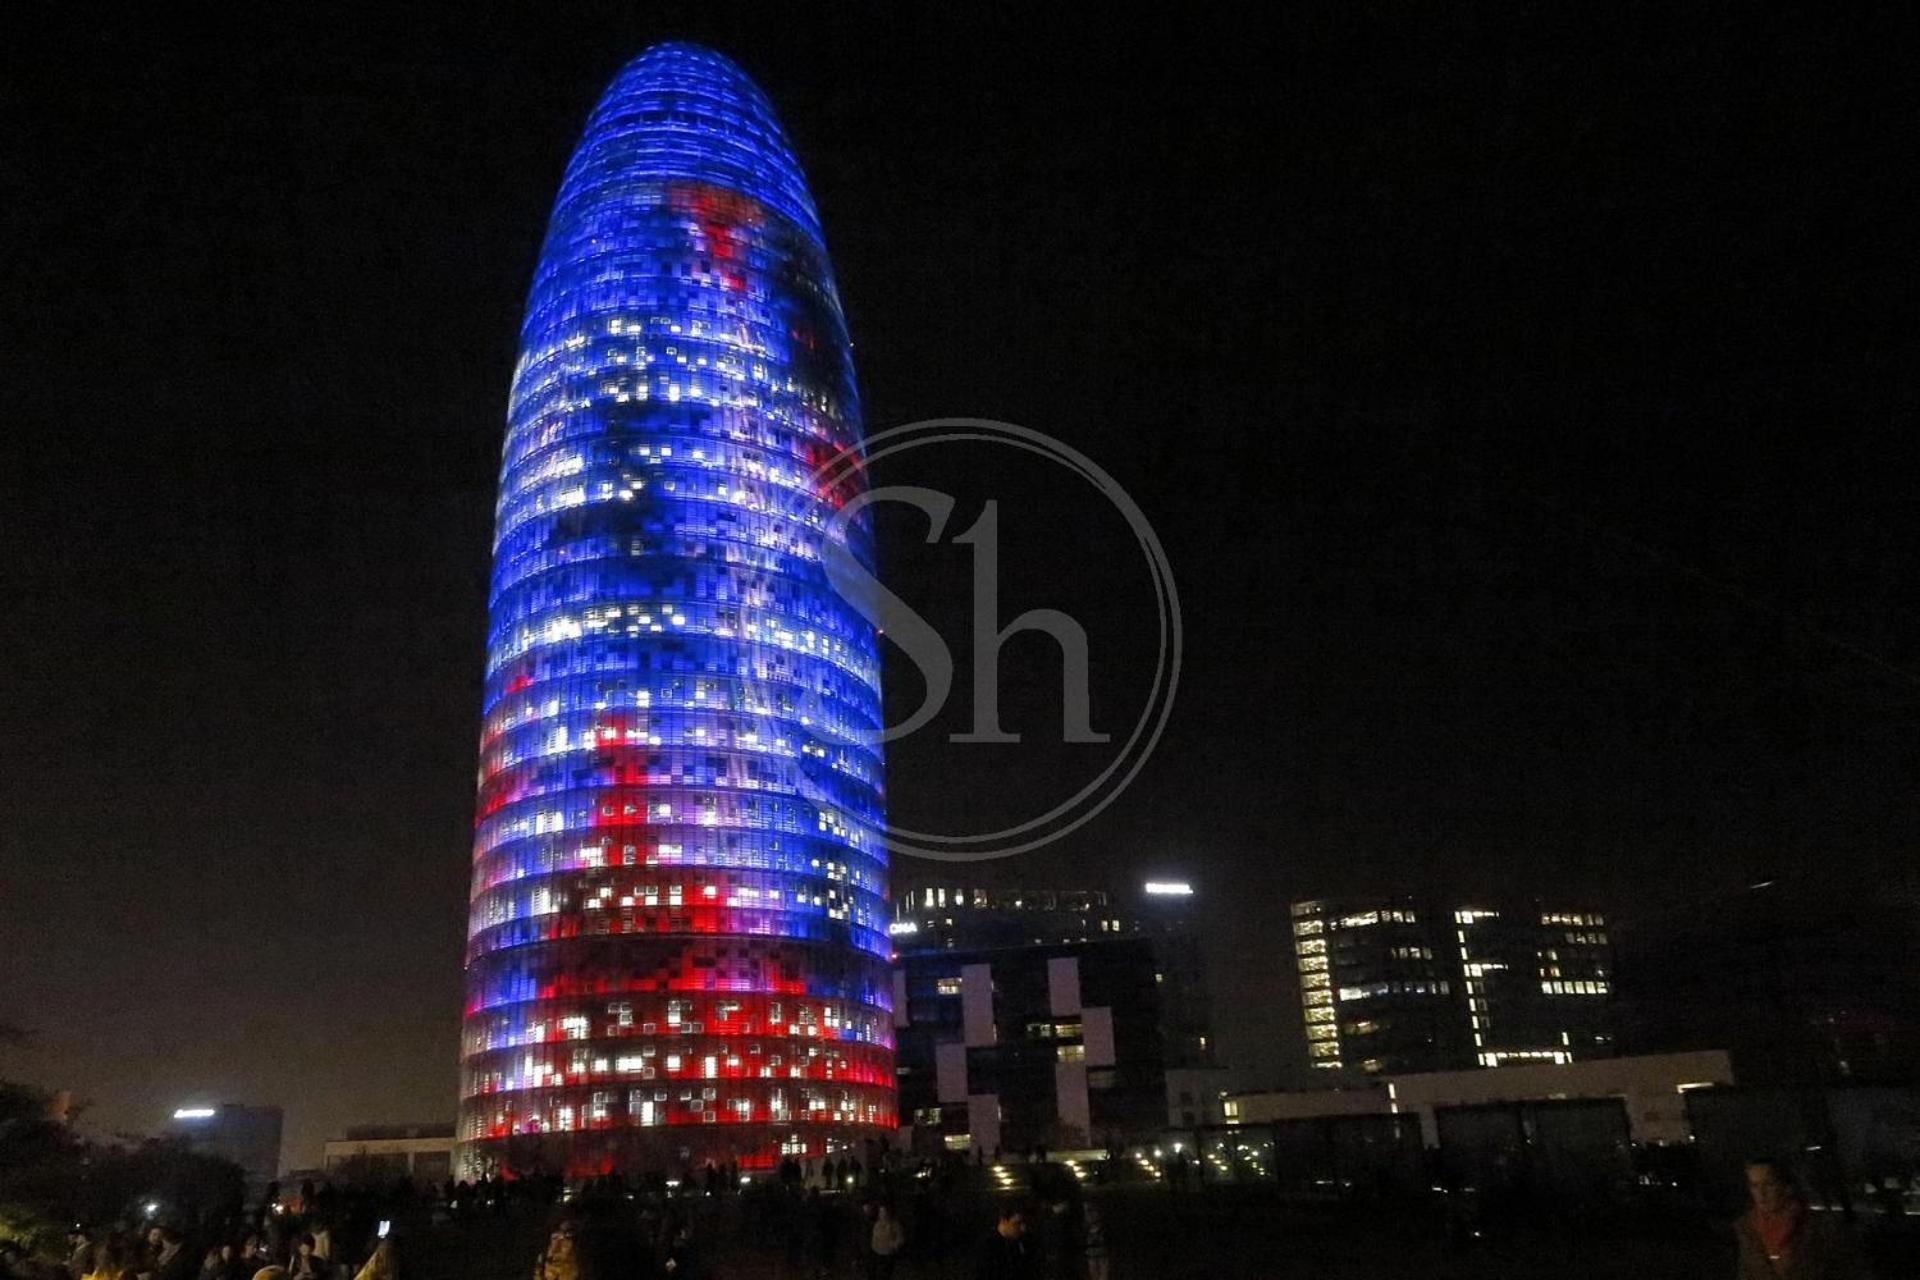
[891, 880, 1216, 1067]
[458, 43, 892, 1176]
[1290, 896, 1612, 1075]
[892, 938, 1168, 1156]
[1292, 898, 1461, 1074]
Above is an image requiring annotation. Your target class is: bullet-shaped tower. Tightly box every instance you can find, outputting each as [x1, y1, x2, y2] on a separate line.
[459, 43, 892, 1177]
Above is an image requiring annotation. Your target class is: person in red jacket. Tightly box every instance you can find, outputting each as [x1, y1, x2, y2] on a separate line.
[1732, 1157, 1865, 1279]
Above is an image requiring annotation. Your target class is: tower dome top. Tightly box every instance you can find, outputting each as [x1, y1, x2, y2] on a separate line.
[553, 41, 823, 243]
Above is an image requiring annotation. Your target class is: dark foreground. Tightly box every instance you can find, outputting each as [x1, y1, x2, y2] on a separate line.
[411, 1183, 1919, 1280]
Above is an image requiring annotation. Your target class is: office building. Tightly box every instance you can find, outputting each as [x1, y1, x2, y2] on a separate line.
[1292, 895, 1613, 1074]
[458, 43, 892, 1176]
[322, 1124, 457, 1183]
[889, 878, 1222, 1151]
[892, 936, 1167, 1155]
[893, 879, 1216, 1067]
[1224, 1048, 1733, 1145]
[889, 885, 1139, 951]
[166, 1103, 283, 1192]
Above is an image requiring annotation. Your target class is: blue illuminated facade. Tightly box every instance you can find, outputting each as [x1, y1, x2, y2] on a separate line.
[458, 44, 892, 1177]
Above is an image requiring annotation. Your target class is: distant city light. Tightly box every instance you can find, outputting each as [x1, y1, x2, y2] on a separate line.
[1143, 881, 1193, 896]
[171, 1107, 215, 1120]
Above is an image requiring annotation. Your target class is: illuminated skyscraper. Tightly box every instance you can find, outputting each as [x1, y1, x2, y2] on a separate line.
[458, 44, 892, 1176]
[1290, 896, 1612, 1075]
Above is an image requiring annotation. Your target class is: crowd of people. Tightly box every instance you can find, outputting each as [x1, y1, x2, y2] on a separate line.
[0, 1148, 1109, 1280]
[1, 1148, 1870, 1279]
[467, 1148, 1104, 1280]
[6, 1214, 398, 1280]
[515, 1173, 1094, 1280]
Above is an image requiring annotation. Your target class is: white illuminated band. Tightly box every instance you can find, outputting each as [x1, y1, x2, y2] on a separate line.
[172, 1107, 216, 1120]
[1143, 881, 1193, 896]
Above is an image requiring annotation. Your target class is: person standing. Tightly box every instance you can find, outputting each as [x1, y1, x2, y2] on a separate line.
[975, 1206, 1032, 1280]
[1732, 1158, 1864, 1279]
[866, 1204, 904, 1280]
[284, 1238, 326, 1280]
[531, 1221, 582, 1280]
[305, 1225, 332, 1275]
[145, 1228, 196, 1280]
[237, 1239, 271, 1276]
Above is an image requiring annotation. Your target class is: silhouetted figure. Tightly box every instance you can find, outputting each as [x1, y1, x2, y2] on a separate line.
[809, 1188, 841, 1277]
[659, 1218, 700, 1280]
[974, 1206, 1032, 1280]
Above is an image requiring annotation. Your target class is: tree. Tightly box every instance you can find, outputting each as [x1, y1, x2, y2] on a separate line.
[0, 1079, 87, 1252]
[1, 1079, 245, 1259]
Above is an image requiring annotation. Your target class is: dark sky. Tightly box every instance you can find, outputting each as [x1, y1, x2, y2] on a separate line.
[4, 5, 1914, 1169]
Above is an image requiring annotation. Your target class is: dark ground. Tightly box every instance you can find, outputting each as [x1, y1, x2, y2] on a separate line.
[409, 1184, 1918, 1280]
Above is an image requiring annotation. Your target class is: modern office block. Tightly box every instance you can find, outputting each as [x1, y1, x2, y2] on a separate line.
[893, 937, 1167, 1155]
[166, 1103, 283, 1192]
[1292, 896, 1612, 1074]
[892, 878, 1217, 1069]
[458, 43, 892, 1176]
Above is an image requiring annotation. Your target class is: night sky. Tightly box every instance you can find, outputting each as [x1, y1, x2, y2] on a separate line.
[5, 6, 1914, 1169]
